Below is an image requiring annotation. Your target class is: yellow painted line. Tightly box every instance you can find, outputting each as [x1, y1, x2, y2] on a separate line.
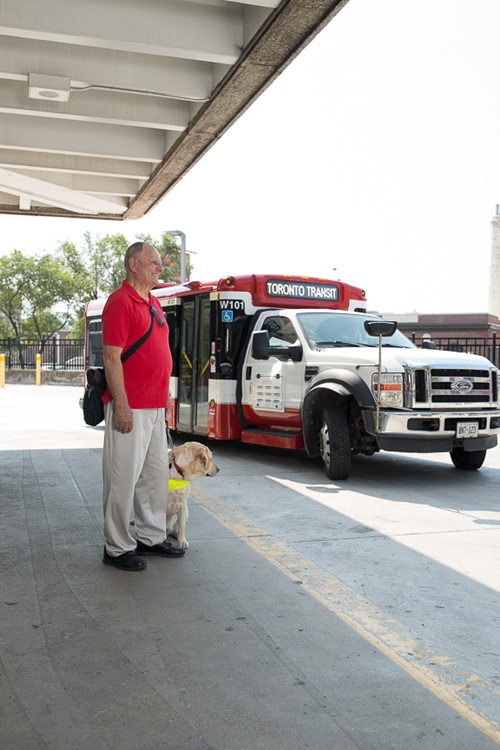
[193, 485, 500, 745]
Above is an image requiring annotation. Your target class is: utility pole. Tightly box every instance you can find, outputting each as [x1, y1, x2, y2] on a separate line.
[165, 230, 186, 283]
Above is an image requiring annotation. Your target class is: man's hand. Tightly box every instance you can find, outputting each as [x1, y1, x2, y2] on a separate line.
[103, 344, 133, 433]
[113, 400, 134, 433]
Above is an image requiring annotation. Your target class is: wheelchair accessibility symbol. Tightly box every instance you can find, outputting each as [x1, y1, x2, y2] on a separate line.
[222, 310, 233, 322]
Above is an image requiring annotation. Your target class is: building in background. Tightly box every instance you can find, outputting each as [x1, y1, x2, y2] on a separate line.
[383, 207, 500, 344]
[489, 206, 500, 319]
[392, 312, 500, 343]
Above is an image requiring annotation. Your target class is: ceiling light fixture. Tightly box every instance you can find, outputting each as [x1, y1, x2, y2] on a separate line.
[28, 73, 71, 102]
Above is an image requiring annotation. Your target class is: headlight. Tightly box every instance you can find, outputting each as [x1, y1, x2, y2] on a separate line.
[372, 373, 403, 407]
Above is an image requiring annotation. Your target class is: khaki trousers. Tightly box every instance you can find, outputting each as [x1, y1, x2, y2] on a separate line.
[102, 402, 169, 556]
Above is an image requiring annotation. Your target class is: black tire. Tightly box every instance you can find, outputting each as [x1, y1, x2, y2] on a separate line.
[319, 406, 351, 480]
[450, 447, 486, 471]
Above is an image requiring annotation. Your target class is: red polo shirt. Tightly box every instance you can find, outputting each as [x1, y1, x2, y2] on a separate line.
[101, 281, 172, 408]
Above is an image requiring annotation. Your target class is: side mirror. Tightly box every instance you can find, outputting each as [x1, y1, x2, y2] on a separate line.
[251, 330, 303, 362]
[421, 339, 437, 349]
[364, 320, 398, 337]
[252, 330, 270, 360]
[286, 343, 303, 362]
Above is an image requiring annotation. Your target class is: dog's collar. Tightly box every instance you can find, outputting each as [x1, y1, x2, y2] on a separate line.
[172, 456, 184, 478]
[168, 478, 190, 490]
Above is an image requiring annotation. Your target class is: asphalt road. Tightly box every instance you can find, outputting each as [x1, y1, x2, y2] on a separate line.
[1, 384, 499, 749]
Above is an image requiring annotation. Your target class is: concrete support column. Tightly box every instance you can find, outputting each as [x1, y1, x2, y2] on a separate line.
[489, 210, 500, 317]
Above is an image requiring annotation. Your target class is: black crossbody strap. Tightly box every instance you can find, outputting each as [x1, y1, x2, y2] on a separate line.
[120, 306, 156, 364]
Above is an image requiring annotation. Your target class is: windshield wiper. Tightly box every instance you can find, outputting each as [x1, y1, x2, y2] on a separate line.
[316, 340, 362, 347]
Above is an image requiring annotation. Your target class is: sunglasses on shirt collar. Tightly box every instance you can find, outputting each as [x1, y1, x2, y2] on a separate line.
[150, 305, 165, 327]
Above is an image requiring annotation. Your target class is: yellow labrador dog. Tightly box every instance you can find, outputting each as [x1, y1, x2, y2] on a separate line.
[167, 441, 219, 549]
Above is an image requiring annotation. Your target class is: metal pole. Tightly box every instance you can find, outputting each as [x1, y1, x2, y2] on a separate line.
[375, 333, 383, 433]
[166, 230, 186, 283]
[179, 231, 186, 284]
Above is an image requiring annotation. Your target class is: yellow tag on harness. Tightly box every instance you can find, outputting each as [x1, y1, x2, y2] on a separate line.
[168, 478, 190, 490]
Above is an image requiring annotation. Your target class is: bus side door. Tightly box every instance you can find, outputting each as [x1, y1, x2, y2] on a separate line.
[241, 312, 305, 427]
[176, 294, 211, 435]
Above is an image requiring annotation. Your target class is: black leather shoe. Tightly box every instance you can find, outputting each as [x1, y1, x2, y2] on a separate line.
[102, 548, 147, 571]
[136, 539, 186, 557]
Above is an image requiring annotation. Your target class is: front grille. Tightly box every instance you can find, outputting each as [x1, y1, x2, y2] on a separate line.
[410, 367, 494, 407]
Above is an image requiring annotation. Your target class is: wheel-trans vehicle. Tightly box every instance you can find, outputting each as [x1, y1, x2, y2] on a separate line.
[84, 274, 500, 479]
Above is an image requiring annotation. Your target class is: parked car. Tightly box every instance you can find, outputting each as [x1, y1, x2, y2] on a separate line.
[64, 357, 85, 369]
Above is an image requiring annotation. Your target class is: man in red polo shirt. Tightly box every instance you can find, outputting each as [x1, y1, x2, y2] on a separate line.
[101, 242, 185, 571]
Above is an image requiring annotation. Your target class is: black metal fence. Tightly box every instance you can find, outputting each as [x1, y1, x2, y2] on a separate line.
[2, 335, 500, 370]
[0, 337, 84, 370]
[410, 334, 500, 368]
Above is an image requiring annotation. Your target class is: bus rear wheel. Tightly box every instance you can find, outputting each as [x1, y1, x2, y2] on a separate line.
[450, 447, 486, 471]
[319, 406, 351, 480]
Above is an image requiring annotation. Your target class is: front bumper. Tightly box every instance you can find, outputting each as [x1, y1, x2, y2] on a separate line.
[362, 408, 500, 453]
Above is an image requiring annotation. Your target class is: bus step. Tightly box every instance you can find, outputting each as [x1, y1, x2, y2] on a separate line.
[241, 428, 304, 450]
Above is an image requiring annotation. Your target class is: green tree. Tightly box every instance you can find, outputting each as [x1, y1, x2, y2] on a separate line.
[22, 254, 77, 340]
[56, 231, 129, 302]
[58, 230, 192, 303]
[71, 316, 85, 339]
[0, 250, 78, 366]
[137, 232, 194, 283]
[0, 231, 196, 352]
[0, 250, 26, 340]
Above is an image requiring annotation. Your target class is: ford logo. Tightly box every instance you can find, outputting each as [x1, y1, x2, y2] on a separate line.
[451, 379, 473, 393]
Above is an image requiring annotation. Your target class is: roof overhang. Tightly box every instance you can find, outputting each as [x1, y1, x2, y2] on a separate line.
[0, 0, 349, 221]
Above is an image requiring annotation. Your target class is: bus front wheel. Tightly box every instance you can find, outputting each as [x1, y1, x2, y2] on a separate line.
[450, 447, 486, 471]
[319, 406, 351, 480]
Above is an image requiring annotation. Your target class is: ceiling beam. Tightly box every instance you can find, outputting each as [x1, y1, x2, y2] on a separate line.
[0, 0, 242, 64]
[0, 37, 216, 103]
[225, 0, 279, 7]
[0, 150, 153, 179]
[0, 115, 166, 162]
[14, 170, 140, 197]
[0, 80, 190, 131]
[0, 167, 126, 214]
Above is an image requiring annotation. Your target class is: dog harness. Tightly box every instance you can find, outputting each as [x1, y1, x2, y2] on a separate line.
[168, 478, 190, 490]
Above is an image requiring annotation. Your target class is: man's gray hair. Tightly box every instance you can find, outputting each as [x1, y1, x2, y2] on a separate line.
[124, 241, 148, 270]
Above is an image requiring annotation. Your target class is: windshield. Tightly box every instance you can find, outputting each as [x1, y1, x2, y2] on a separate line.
[297, 312, 415, 349]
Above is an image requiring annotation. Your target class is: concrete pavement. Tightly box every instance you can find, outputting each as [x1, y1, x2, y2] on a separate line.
[1, 384, 499, 750]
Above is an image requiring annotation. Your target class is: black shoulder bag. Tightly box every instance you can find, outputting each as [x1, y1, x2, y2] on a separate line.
[83, 307, 156, 426]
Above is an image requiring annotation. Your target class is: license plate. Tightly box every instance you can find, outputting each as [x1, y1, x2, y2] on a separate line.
[456, 422, 479, 438]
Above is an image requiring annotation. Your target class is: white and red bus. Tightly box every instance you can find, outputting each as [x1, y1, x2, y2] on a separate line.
[84, 274, 367, 444]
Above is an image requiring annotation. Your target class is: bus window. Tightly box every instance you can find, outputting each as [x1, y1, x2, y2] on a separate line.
[217, 306, 252, 376]
[195, 297, 211, 429]
[88, 319, 104, 367]
[178, 301, 195, 427]
[165, 308, 179, 375]
[176, 295, 211, 434]
[262, 315, 299, 347]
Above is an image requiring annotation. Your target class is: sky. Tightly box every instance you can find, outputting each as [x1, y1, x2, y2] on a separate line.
[2, 0, 500, 315]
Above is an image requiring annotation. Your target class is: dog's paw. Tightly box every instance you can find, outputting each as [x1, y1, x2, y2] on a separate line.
[178, 538, 189, 549]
